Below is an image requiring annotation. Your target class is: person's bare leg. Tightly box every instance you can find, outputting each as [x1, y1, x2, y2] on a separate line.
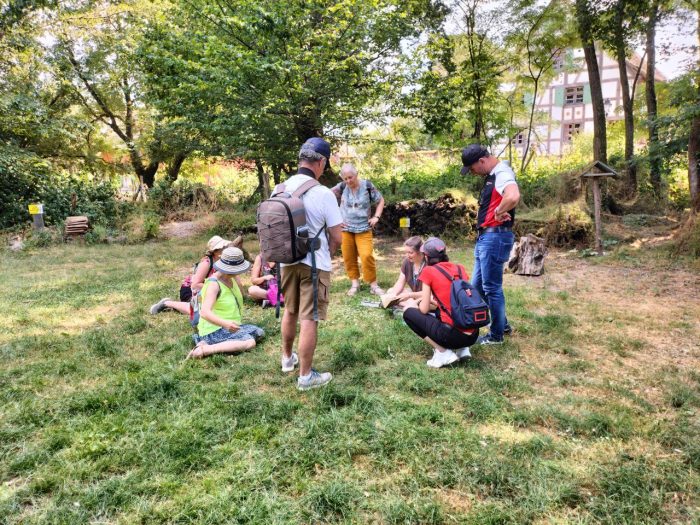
[248, 286, 268, 301]
[281, 309, 298, 360]
[187, 338, 255, 358]
[164, 300, 190, 315]
[425, 336, 448, 352]
[298, 319, 318, 376]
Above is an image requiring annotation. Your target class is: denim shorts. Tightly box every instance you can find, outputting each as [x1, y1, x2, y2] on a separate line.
[194, 324, 265, 346]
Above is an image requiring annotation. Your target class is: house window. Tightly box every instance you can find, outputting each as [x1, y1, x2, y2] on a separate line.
[515, 132, 525, 146]
[553, 53, 564, 72]
[565, 86, 584, 105]
[564, 122, 582, 143]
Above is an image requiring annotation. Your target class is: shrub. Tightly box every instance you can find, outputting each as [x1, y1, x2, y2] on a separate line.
[148, 179, 220, 220]
[142, 212, 160, 239]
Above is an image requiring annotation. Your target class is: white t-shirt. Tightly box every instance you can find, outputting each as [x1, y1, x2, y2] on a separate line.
[492, 161, 517, 195]
[278, 174, 342, 272]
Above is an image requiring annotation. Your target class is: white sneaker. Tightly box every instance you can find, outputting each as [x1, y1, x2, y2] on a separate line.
[281, 352, 299, 373]
[456, 347, 472, 360]
[297, 369, 333, 390]
[426, 349, 459, 368]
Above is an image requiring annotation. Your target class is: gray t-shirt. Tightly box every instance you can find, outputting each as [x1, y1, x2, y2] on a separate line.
[331, 179, 382, 233]
[278, 174, 342, 272]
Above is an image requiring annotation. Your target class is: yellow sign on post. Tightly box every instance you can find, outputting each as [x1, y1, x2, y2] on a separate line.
[28, 203, 44, 215]
[399, 217, 410, 228]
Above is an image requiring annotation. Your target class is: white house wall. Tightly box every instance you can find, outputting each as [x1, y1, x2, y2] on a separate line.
[509, 49, 641, 158]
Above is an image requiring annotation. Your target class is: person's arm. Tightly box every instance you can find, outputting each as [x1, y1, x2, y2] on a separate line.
[494, 184, 520, 223]
[200, 282, 239, 332]
[419, 284, 432, 314]
[250, 255, 267, 286]
[328, 224, 342, 254]
[368, 196, 385, 228]
[190, 256, 212, 293]
[387, 272, 407, 297]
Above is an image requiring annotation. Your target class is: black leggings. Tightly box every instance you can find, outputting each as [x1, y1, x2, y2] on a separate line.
[403, 307, 479, 350]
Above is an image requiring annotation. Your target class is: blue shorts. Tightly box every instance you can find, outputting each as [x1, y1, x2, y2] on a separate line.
[194, 324, 265, 346]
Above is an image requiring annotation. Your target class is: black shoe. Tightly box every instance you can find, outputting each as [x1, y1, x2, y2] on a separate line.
[477, 333, 504, 345]
[504, 324, 513, 335]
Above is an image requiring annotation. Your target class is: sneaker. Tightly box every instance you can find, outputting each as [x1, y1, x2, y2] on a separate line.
[261, 299, 270, 309]
[477, 333, 504, 345]
[426, 349, 459, 368]
[297, 369, 333, 390]
[281, 352, 299, 373]
[504, 324, 513, 335]
[456, 347, 472, 360]
[149, 297, 171, 315]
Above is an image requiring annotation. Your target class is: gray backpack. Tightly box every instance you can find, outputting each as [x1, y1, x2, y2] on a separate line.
[256, 178, 326, 319]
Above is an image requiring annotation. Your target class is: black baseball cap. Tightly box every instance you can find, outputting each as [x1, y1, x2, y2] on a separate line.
[420, 237, 447, 258]
[300, 137, 332, 169]
[460, 144, 489, 175]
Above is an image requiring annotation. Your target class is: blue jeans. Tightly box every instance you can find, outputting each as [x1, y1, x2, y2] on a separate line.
[471, 231, 515, 340]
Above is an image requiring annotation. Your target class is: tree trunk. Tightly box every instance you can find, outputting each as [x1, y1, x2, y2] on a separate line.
[521, 78, 539, 174]
[646, 0, 661, 195]
[611, 0, 636, 195]
[582, 43, 607, 163]
[255, 159, 270, 199]
[576, 1, 607, 164]
[690, 115, 700, 212]
[507, 234, 548, 276]
[166, 152, 187, 183]
[272, 163, 282, 185]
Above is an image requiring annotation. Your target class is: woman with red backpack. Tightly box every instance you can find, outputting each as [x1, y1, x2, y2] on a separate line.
[402, 237, 480, 368]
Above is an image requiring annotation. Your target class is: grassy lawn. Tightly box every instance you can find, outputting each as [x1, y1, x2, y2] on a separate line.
[1, 234, 699, 524]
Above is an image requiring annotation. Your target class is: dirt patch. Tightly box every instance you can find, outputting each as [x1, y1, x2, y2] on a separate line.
[160, 218, 213, 239]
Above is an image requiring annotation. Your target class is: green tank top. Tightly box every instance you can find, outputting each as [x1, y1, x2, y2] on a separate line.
[197, 277, 244, 337]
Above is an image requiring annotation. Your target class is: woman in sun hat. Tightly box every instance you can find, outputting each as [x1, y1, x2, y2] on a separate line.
[402, 237, 479, 368]
[187, 246, 265, 359]
[150, 234, 239, 316]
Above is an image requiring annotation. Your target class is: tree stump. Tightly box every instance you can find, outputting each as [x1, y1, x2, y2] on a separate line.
[507, 234, 548, 276]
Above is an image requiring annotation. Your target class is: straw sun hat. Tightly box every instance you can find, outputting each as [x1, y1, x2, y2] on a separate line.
[206, 235, 232, 252]
[213, 247, 250, 275]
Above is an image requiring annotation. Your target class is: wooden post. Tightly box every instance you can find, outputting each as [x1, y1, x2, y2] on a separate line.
[591, 178, 603, 253]
[28, 203, 45, 230]
[399, 217, 410, 240]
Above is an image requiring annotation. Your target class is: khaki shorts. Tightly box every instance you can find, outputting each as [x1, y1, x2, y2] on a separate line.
[280, 264, 331, 321]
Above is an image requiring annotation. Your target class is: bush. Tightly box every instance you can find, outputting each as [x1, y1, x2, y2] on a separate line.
[23, 227, 62, 248]
[0, 143, 119, 229]
[148, 179, 220, 220]
[142, 212, 160, 239]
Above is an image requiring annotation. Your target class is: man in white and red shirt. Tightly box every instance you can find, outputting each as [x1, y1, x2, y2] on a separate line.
[461, 144, 520, 344]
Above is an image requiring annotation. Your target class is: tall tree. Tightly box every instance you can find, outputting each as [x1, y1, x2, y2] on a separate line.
[49, 0, 190, 187]
[574, 0, 607, 163]
[645, 0, 662, 195]
[603, 0, 647, 195]
[141, 0, 446, 191]
[689, 1, 700, 212]
[508, 0, 576, 174]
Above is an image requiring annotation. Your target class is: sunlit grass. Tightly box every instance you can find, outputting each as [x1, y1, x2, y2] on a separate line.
[0, 234, 698, 524]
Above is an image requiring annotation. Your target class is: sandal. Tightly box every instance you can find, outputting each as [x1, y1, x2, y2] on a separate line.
[346, 285, 360, 297]
[370, 285, 385, 296]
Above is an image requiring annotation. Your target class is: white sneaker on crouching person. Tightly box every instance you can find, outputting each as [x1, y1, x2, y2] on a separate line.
[297, 369, 333, 390]
[281, 352, 299, 373]
[456, 347, 472, 360]
[149, 298, 171, 315]
[426, 348, 459, 368]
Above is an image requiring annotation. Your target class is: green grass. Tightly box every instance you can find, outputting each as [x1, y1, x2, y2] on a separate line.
[0, 235, 698, 524]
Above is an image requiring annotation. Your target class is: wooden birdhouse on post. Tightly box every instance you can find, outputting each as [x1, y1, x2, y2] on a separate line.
[579, 160, 618, 254]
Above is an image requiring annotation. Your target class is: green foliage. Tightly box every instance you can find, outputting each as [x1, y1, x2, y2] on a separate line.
[140, 0, 447, 165]
[142, 212, 160, 240]
[147, 179, 220, 220]
[0, 144, 118, 229]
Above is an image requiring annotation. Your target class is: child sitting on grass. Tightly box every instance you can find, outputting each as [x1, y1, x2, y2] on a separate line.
[188, 247, 265, 359]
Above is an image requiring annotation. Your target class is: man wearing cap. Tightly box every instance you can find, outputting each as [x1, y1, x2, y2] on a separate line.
[461, 144, 520, 345]
[279, 137, 343, 390]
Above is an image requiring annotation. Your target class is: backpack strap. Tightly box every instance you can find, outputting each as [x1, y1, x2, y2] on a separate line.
[291, 178, 320, 198]
[431, 265, 456, 321]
